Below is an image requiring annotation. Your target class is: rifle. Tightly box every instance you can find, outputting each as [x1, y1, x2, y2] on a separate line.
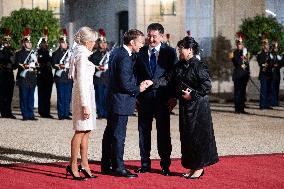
[55, 42, 77, 77]
[20, 37, 43, 78]
[95, 43, 116, 77]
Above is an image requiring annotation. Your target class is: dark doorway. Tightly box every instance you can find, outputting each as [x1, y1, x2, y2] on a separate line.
[118, 11, 128, 46]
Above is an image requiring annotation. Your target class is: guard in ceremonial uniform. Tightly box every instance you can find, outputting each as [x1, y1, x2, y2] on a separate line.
[37, 28, 54, 118]
[89, 28, 108, 119]
[15, 27, 38, 120]
[269, 40, 282, 106]
[0, 28, 17, 119]
[257, 37, 272, 109]
[231, 32, 250, 114]
[51, 29, 73, 120]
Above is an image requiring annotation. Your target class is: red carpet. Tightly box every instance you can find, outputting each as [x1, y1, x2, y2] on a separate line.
[0, 154, 283, 189]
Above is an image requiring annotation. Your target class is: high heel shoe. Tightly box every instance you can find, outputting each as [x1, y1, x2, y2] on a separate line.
[188, 169, 204, 179]
[66, 165, 85, 180]
[78, 165, 97, 178]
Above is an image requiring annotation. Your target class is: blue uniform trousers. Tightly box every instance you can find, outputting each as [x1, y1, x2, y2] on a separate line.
[94, 83, 107, 118]
[56, 82, 72, 119]
[271, 79, 280, 106]
[19, 85, 35, 119]
[259, 74, 272, 109]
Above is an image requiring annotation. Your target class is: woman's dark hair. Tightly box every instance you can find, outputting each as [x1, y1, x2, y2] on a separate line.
[177, 36, 199, 55]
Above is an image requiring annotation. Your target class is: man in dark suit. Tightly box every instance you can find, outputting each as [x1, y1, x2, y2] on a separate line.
[134, 23, 177, 176]
[101, 29, 153, 178]
[232, 36, 250, 114]
[37, 39, 54, 118]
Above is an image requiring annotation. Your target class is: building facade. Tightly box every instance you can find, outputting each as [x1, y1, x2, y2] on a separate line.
[1, 0, 284, 95]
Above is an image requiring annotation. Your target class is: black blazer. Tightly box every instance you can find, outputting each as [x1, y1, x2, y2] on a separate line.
[135, 43, 177, 102]
[107, 47, 140, 115]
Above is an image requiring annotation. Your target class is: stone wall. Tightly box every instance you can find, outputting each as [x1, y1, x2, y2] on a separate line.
[214, 0, 265, 45]
[62, 0, 128, 44]
[0, 0, 48, 17]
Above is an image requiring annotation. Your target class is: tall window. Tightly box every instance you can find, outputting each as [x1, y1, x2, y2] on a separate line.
[31, 0, 62, 18]
[266, 0, 284, 25]
[48, 0, 61, 18]
[185, 0, 214, 57]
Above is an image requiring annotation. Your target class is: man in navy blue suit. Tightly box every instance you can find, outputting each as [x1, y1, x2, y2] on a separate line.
[134, 23, 177, 176]
[101, 29, 153, 178]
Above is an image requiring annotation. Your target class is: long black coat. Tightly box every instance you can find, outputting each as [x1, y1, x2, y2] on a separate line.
[169, 57, 219, 169]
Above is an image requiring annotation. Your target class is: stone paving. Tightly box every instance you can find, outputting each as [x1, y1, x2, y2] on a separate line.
[0, 102, 283, 165]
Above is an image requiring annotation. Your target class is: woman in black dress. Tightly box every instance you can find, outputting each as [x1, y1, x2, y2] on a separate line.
[170, 36, 219, 179]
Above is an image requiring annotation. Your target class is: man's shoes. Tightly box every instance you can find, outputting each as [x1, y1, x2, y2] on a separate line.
[9, 115, 17, 119]
[113, 169, 138, 178]
[58, 116, 72, 120]
[46, 114, 54, 119]
[161, 168, 171, 176]
[22, 117, 38, 121]
[135, 167, 151, 173]
[101, 167, 113, 175]
[2, 114, 16, 119]
[240, 111, 249, 114]
[40, 114, 54, 119]
[22, 117, 29, 121]
[260, 106, 273, 110]
[235, 110, 249, 114]
[30, 117, 38, 121]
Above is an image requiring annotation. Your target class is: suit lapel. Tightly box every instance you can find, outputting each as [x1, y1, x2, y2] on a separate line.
[154, 43, 166, 76]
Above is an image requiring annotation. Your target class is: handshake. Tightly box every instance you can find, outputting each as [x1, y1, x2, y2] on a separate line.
[139, 80, 153, 92]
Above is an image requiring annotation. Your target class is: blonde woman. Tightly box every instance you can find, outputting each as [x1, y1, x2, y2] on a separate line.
[66, 26, 98, 180]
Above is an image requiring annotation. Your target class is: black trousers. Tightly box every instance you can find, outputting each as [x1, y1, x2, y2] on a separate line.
[137, 100, 172, 169]
[101, 112, 128, 171]
[0, 71, 15, 116]
[37, 75, 53, 116]
[234, 76, 248, 112]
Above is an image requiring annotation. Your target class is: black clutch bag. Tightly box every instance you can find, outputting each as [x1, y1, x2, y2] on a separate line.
[178, 81, 200, 100]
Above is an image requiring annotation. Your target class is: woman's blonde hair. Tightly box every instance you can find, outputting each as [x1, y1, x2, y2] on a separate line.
[74, 26, 98, 45]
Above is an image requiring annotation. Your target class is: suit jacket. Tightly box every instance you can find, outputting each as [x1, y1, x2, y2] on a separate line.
[135, 43, 177, 103]
[107, 47, 140, 115]
[231, 49, 250, 81]
[257, 50, 272, 79]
